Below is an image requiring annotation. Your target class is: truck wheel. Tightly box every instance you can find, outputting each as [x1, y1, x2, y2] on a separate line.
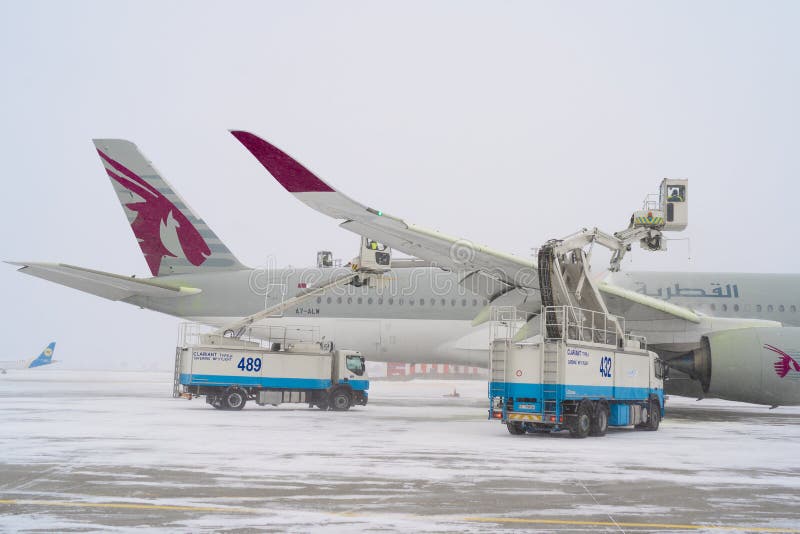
[590, 401, 609, 437]
[645, 397, 661, 431]
[506, 422, 525, 435]
[224, 389, 247, 411]
[330, 389, 351, 411]
[315, 401, 329, 410]
[569, 401, 592, 439]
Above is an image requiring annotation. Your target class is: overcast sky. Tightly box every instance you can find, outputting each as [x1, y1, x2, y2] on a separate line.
[1, 1, 798, 370]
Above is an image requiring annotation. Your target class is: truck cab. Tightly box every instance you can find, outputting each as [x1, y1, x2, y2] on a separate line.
[331, 350, 369, 409]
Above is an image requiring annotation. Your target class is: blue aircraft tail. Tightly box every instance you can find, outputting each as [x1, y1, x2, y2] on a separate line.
[28, 342, 56, 368]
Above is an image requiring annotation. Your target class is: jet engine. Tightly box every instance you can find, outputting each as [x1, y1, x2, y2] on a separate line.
[668, 327, 800, 406]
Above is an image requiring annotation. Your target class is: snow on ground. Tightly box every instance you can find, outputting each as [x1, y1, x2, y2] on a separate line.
[1, 370, 799, 532]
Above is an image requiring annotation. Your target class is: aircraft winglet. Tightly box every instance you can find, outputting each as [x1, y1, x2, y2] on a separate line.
[230, 131, 335, 193]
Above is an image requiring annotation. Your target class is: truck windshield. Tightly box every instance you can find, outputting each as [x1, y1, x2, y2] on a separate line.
[346, 355, 365, 376]
[655, 359, 665, 380]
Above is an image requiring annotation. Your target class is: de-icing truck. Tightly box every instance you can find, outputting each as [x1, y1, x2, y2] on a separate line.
[488, 179, 687, 437]
[174, 325, 368, 411]
[489, 306, 665, 438]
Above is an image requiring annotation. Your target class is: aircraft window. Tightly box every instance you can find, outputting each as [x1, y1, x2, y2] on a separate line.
[768, 305, 774, 312]
[779, 305, 785, 312]
[410, 299, 415, 306]
[451, 299, 456, 306]
[441, 299, 446, 306]
[357, 297, 363, 304]
[388, 298, 394, 305]
[327, 297, 332, 304]
[792, 305, 797, 313]
[734, 304, 740, 312]
[368, 297, 373, 305]
[399, 298, 404, 305]
[378, 298, 383, 305]
[347, 297, 353, 305]
[722, 304, 727, 311]
[419, 299, 424, 306]
[756, 304, 762, 312]
[710, 303, 716, 311]
[337, 297, 342, 304]
[484, 299, 489, 305]
[462, 299, 467, 307]
[317, 297, 322, 304]
[472, 299, 478, 307]
[431, 298, 436, 306]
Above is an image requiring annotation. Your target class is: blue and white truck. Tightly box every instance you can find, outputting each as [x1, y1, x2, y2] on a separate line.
[487, 179, 687, 437]
[489, 306, 665, 438]
[174, 331, 368, 411]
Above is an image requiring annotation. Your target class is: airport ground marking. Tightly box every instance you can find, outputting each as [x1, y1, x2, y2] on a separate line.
[0, 499, 257, 514]
[464, 516, 800, 533]
[3, 500, 798, 532]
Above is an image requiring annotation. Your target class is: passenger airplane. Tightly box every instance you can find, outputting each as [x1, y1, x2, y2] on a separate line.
[0, 342, 57, 373]
[8, 136, 800, 406]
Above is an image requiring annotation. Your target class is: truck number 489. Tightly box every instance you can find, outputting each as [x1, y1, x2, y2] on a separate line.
[599, 356, 612, 378]
[237, 357, 262, 372]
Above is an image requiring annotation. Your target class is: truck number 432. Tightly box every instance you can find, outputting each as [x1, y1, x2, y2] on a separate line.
[237, 357, 262, 372]
[599, 356, 612, 378]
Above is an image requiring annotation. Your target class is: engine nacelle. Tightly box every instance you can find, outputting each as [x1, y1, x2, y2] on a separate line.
[669, 327, 800, 406]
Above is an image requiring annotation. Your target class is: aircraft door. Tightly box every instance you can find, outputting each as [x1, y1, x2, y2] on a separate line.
[264, 282, 287, 317]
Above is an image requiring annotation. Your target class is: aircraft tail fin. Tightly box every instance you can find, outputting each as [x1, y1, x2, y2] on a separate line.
[92, 139, 246, 277]
[28, 342, 56, 368]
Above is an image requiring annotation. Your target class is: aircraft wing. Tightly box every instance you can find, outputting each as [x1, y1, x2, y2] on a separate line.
[231, 131, 538, 289]
[7, 262, 202, 301]
[598, 282, 701, 324]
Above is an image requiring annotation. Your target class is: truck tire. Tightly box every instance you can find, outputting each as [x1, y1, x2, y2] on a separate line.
[506, 422, 525, 435]
[223, 389, 247, 411]
[315, 401, 329, 410]
[645, 397, 661, 431]
[590, 401, 609, 437]
[569, 401, 592, 439]
[330, 389, 351, 411]
[209, 396, 225, 410]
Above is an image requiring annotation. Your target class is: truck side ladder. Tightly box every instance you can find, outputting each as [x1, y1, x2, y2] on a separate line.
[542, 341, 560, 420]
[490, 340, 508, 389]
[172, 346, 182, 398]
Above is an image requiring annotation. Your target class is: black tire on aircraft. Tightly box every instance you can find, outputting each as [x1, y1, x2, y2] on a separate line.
[569, 401, 592, 439]
[590, 401, 609, 437]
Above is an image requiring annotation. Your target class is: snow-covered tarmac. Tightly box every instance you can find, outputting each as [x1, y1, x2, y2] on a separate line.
[1, 370, 799, 533]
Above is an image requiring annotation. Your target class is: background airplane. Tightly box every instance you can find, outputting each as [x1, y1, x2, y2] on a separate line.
[0, 342, 57, 373]
[8, 136, 800, 406]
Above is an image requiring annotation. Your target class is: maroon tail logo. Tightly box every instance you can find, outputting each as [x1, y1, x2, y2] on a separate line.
[98, 150, 210, 276]
[764, 344, 800, 378]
